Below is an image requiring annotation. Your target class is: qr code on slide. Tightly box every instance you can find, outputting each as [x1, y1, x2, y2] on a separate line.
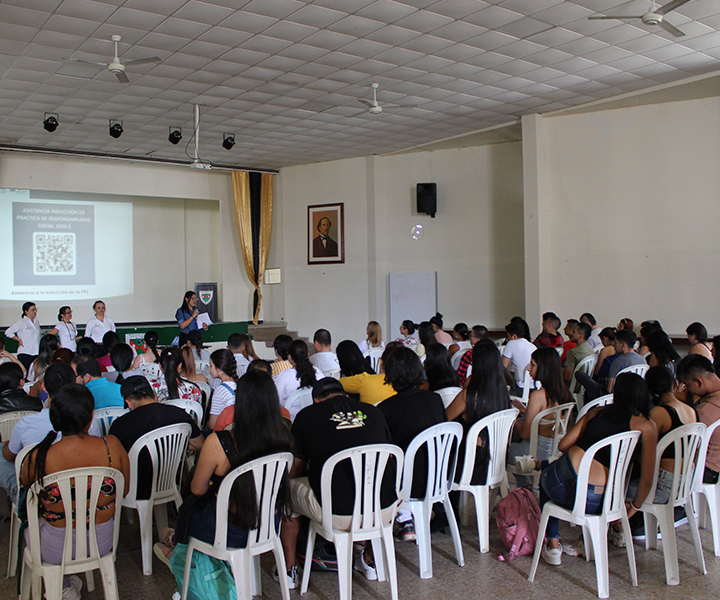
[33, 232, 77, 276]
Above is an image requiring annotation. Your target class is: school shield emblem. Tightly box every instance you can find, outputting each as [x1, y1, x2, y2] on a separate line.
[200, 291, 213, 305]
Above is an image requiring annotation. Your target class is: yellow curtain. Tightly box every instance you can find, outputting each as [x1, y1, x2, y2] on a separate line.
[231, 171, 273, 324]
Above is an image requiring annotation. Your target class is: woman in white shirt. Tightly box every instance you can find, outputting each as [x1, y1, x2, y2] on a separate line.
[48, 306, 79, 352]
[5, 302, 41, 370]
[207, 349, 238, 431]
[84, 300, 116, 347]
[274, 340, 324, 407]
[357, 320, 386, 356]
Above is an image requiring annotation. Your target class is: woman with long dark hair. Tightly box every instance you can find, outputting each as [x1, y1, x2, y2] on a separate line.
[535, 373, 658, 565]
[395, 320, 419, 351]
[430, 312, 453, 345]
[132, 330, 161, 369]
[447, 322, 471, 358]
[207, 349, 239, 430]
[21, 384, 130, 599]
[446, 340, 511, 484]
[424, 343, 460, 391]
[508, 347, 573, 487]
[336, 340, 374, 378]
[339, 342, 399, 405]
[187, 330, 210, 363]
[152, 347, 201, 403]
[157, 370, 293, 575]
[175, 291, 208, 334]
[28, 333, 59, 389]
[647, 330, 681, 375]
[687, 322, 712, 359]
[274, 340, 324, 406]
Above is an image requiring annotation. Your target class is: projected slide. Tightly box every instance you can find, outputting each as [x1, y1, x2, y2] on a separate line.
[0, 189, 133, 301]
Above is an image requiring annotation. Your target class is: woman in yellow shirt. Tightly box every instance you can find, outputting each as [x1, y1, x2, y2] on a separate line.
[339, 341, 401, 405]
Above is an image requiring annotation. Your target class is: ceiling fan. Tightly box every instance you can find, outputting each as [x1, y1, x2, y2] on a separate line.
[358, 83, 418, 114]
[588, 0, 692, 37]
[63, 35, 161, 83]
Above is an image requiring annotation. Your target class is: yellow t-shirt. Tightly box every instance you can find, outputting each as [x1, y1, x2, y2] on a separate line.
[340, 373, 395, 405]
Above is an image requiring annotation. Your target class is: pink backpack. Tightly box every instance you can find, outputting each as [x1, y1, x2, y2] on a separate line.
[496, 487, 541, 560]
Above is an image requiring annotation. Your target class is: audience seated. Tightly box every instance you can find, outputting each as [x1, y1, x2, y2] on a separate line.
[309, 328, 339, 374]
[687, 322, 713, 359]
[151, 347, 202, 403]
[109, 376, 204, 501]
[415, 321, 437, 360]
[430, 313, 453, 345]
[447, 322, 472, 357]
[561, 318, 579, 363]
[457, 325, 488, 386]
[271, 334, 293, 379]
[358, 320, 385, 356]
[179, 346, 209, 385]
[275, 340, 324, 406]
[109, 342, 143, 384]
[187, 330, 210, 363]
[98, 331, 121, 369]
[207, 349, 238, 431]
[227, 332, 252, 376]
[73, 354, 124, 410]
[592, 327, 620, 389]
[561, 322, 594, 384]
[424, 343, 461, 392]
[534, 312, 563, 349]
[339, 342, 399, 405]
[502, 320, 536, 392]
[580, 313, 602, 349]
[638, 321, 662, 358]
[395, 320, 420, 352]
[132, 330, 161, 370]
[0, 362, 42, 415]
[646, 329, 681, 375]
[27, 333, 59, 394]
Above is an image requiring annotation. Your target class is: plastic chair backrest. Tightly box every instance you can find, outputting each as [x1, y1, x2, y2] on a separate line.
[572, 430, 640, 520]
[195, 360, 210, 374]
[140, 362, 161, 379]
[0, 411, 38, 442]
[319, 444, 403, 535]
[577, 394, 614, 421]
[528, 402, 574, 461]
[695, 420, 720, 492]
[450, 348, 470, 370]
[324, 369, 341, 380]
[456, 408, 518, 488]
[616, 363, 650, 378]
[25, 467, 125, 567]
[165, 399, 204, 427]
[284, 386, 313, 422]
[434, 386, 462, 409]
[125, 423, 191, 505]
[14, 442, 39, 485]
[520, 369, 535, 404]
[212, 452, 293, 552]
[366, 348, 384, 373]
[569, 354, 597, 394]
[402, 422, 463, 503]
[649, 422, 706, 506]
[93, 407, 130, 436]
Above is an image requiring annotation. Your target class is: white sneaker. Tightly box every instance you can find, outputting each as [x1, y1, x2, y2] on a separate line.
[608, 526, 626, 548]
[563, 537, 585, 558]
[61, 575, 82, 600]
[272, 564, 298, 590]
[355, 551, 378, 581]
[541, 542, 562, 566]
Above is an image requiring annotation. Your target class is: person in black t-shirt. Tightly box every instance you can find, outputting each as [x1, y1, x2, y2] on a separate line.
[280, 377, 397, 584]
[109, 376, 204, 500]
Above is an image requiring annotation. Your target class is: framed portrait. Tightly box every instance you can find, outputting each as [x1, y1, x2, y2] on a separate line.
[308, 203, 344, 264]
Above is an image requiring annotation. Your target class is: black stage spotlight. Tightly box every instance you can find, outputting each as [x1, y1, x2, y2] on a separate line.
[168, 127, 182, 145]
[222, 133, 235, 150]
[43, 113, 59, 132]
[109, 120, 123, 139]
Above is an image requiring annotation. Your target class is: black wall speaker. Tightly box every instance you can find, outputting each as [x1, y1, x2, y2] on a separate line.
[416, 182, 437, 218]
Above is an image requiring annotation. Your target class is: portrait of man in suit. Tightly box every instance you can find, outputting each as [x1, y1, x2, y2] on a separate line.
[312, 216, 338, 258]
[308, 203, 344, 264]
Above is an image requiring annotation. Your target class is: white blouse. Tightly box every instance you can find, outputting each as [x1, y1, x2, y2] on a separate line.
[52, 321, 78, 352]
[6, 316, 41, 355]
[85, 315, 116, 343]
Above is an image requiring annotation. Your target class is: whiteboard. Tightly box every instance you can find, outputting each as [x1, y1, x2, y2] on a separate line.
[389, 272, 437, 335]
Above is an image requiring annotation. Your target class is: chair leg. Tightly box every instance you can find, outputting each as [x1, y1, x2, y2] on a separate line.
[370, 538, 386, 582]
[685, 498, 707, 575]
[706, 488, 720, 557]
[582, 526, 594, 562]
[154, 503, 169, 540]
[20, 558, 31, 600]
[333, 536, 353, 600]
[694, 491, 707, 529]
[43, 569, 64, 600]
[85, 570, 95, 592]
[272, 538, 291, 600]
[586, 519, 610, 599]
[412, 503, 433, 579]
[443, 496, 465, 567]
[31, 571, 42, 600]
[528, 509, 550, 582]
[655, 507, 679, 585]
[250, 555, 261, 597]
[644, 512, 658, 550]
[619, 517, 638, 587]
[136, 503, 154, 576]
[300, 528, 316, 594]
[181, 545, 194, 600]
[226, 550, 252, 600]
[381, 526, 399, 600]
[471, 488, 490, 553]
[98, 555, 120, 600]
[7, 512, 19, 578]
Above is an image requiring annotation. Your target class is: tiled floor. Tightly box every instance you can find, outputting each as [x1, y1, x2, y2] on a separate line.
[1, 500, 718, 600]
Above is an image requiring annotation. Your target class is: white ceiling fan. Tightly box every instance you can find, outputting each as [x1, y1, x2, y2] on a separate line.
[358, 83, 418, 114]
[63, 35, 161, 83]
[588, 0, 692, 37]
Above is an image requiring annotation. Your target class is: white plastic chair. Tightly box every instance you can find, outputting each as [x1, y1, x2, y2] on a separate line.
[402, 421, 465, 579]
[365, 347, 384, 373]
[450, 348, 470, 370]
[20, 466, 125, 600]
[124, 423, 191, 575]
[434, 386, 462, 409]
[616, 363, 650, 378]
[195, 360, 210, 376]
[182, 452, 294, 600]
[577, 394, 614, 421]
[506, 403, 574, 489]
[284, 386, 313, 422]
[640, 422, 706, 585]
[164, 399, 204, 427]
[568, 354, 597, 412]
[693, 420, 720, 556]
[7, 443, 38, 578]
[300, 444, 403, 600]
[93, 407, 129, 437]
[528, 430, 641, 599]
[324, 369, 341, 380]
[140, 361, 161, 380]
[0, 411, 39, 443]
[451, 408, 518, 553]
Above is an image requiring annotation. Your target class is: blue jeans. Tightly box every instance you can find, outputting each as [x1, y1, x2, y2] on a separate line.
[0, 454, 18, 504]
[539, 453, 605, 540]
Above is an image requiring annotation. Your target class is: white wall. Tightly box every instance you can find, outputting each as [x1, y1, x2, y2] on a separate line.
[273, 143, 525, 343]
[0, 153, 255, 325]
[528, 96, 720, 335]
